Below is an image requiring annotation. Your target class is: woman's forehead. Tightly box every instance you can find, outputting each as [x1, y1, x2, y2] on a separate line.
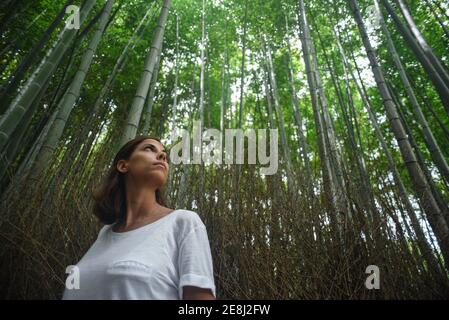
[141, 138, 164, 149]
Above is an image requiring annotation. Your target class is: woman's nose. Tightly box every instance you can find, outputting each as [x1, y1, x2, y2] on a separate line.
[157, 152, 167, 162]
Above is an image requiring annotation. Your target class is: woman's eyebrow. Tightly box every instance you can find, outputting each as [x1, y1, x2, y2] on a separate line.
[144, 143, 166, 153]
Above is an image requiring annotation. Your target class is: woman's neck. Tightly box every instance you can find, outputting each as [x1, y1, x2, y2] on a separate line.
[119, 183, 166, 230]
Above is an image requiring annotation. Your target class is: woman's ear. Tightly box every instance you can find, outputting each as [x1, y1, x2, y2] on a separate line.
[116, 159, 128, 173]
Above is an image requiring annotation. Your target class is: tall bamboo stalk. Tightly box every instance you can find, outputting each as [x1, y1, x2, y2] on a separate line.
[120, 0, 171, 145]
[0, 0, 97, 151]
[30, 0, 115, 178]
[349, 0, 449, 269]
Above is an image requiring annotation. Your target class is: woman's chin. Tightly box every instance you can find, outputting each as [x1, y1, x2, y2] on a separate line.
[145, 173, 166, 187]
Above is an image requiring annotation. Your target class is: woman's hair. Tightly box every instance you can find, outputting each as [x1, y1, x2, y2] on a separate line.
[92, 135, 167, 225]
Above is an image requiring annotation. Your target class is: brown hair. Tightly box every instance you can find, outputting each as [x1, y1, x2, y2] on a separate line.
[92, 135, 168, 225]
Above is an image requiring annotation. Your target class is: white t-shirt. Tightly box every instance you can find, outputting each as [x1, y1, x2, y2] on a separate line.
[62, 209, 216, 300]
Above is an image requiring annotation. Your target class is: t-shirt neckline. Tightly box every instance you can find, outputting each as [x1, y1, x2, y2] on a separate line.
[109, 209, 181, 236]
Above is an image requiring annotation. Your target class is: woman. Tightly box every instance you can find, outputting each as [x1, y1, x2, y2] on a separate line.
[62, 135, 216, 300]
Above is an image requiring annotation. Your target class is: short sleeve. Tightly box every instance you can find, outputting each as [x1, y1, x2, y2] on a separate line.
[97, 225, 109, 239]
[178, 225, 216, 299]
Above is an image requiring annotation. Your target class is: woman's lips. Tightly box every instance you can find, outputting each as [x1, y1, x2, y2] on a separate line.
[154, 163, 166, 170]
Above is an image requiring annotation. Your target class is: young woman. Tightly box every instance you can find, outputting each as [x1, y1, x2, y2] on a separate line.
[62, 135, 216, 300]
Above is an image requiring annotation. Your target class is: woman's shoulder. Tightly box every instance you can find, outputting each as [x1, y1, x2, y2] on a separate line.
[172, 208, 205, 224]
[96, 223, 112, 239]
[171, 209, 206, 233]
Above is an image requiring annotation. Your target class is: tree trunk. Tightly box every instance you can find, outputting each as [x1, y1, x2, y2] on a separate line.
[238, 0, 249, 128]
[381, 0, 449, 116]
[349, 0, 449, 269]
[375, 0, 449, 186]
[297, 0, 345, 242]
[0, 0, 97, 151]
[0, 0, 74, 111]
[350, 45, 446, 279]
[30, 0, 115, 178]
[284, 16, 313, 194]
[395, 0, 449, 87]
[263, 35, 295, 193]
[120, 0, 171, 144]
[141, 45, 163, 134]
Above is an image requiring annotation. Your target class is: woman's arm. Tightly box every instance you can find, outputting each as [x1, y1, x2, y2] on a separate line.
[182, 286, 216, 300]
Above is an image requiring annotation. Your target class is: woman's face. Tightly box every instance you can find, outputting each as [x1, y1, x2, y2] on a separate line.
[117, 139, 169, 188]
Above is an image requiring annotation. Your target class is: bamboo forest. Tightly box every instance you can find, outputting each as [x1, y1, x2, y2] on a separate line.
[0, 0, 449, 299]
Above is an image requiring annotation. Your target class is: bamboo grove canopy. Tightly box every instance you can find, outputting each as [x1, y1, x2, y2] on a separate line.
[0, 0, 449, 299]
